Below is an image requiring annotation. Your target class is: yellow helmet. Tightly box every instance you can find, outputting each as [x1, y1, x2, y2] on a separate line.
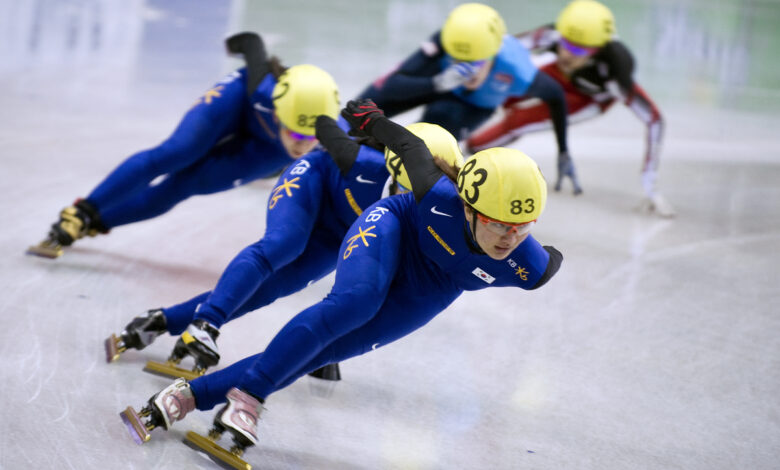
[556, 0, 616, 48]
[385, 122, 463, 190]
[272, 64, 340, 136]
[441, 3, 507, 61]
[457, 148, 547, 224]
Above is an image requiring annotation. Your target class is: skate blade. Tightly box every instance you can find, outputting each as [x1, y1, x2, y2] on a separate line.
[105, 334, 123, 363]
[26, 240, 63, 258]
[307, 363, 341, 381]
[144, 360, 205, 381]
[120, 406, 151, 445]
[184, 431, 251, 470]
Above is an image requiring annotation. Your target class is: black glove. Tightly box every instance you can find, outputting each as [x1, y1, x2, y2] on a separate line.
[341, 99, 385, 135]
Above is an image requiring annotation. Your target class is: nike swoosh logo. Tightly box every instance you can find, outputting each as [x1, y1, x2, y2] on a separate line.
[254, 102, 272, 113]
[371, 343, 380, 350]
[430, 206, 452, 217]
[356, 175, 376, 184]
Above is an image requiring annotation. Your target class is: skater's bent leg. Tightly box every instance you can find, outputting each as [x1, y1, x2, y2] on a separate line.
[87, 79, 245, 211]
[224, 234, 340, 323]
[163, 291, 210, 335]
[234, 210, 403, 399]
[189, 353, 262, 410]
[421, 97, 494, 140]
[193, 163, 326, 327]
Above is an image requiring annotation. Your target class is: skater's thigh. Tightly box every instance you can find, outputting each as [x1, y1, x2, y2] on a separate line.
[422, 97, 494, 137]
[231, 231, 341, 318]
[177, 138, 293, 195]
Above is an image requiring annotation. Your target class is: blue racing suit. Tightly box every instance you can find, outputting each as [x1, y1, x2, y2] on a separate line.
[84, 68, 296, 229]
[189, 116, 563, 410]
[162, 117, 389, 334]
[357, 31, 569, 151]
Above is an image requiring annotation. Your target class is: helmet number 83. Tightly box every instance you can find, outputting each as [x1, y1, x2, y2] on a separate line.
[457, 159, 487, 205]
[511, 198, 535, 214]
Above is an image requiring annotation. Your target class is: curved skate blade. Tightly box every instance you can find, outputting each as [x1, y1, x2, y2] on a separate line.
[144, 360, 205, 381]
[26, 239, 63, 258]
[120, 407, 151, 445]
[184, 431, 251, 470]
[105, 334, 121, 363]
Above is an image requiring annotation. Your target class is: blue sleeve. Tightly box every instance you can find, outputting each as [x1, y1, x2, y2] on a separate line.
[524, 71, 569, 153]
[363, 33, 444, 101]
[511, 235, 562, 290]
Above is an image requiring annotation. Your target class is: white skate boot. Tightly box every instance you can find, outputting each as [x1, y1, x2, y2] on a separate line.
[184, 388, 264, 470]
[120, 378, 196, 445]
[144, 320, 220, 381]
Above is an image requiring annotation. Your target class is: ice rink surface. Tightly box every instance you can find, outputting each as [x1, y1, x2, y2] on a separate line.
[1, 0, 779, 469]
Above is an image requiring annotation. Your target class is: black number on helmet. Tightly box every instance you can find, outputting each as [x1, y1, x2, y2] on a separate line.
[511, 198, 535, 214]
[524, 198, 535, 213]
[457, 159, 475, 191]
[272, 81, 289, 101]
[457, 159, 487, 205]
[464, 169, 487, 204]
[387, 154, 403, 179]
[295, 115, 317, 128]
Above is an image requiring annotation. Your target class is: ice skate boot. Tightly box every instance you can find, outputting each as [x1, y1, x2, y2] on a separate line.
[553, 151, 583, 195]
[105, 309, 167, 363]
[144, 320, 220, 381]
[184, 388, 263, 470]
[639, 193, 677, 218]
[120, 378, 195, 445]
[27, 199, 107, 258]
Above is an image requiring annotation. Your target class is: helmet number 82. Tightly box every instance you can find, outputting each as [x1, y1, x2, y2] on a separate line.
[457, 159, 487, 205]
[296, 114, 317, 129]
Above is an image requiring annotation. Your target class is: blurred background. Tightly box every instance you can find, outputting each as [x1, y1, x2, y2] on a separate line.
[1, 1, 778, 469]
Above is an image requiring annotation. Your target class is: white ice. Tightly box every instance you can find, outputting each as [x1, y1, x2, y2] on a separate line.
[1, 1, 779, 469]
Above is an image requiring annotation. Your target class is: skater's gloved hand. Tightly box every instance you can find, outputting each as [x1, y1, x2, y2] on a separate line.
[432, 61, 483, 92]
[341, 99, 385, 136]
[554, 151, 583, 195]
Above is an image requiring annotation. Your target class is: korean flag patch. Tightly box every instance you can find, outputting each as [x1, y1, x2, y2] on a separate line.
[472, 267, 495, 284]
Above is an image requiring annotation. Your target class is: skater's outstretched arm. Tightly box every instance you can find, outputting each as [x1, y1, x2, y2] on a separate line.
[315, 115, 360, 176]
[523, 70, 569, 155]
[341, 100, 441, 202]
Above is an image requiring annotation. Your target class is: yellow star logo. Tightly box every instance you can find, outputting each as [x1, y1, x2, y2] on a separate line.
[343, 225, 377, 259]
[268, 177, 301, 209]
[515, 266, 528, 281]
[202, 85, 224, 104]
[191, 85, 225, 108]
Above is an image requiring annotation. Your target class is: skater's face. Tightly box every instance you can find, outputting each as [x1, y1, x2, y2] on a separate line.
[462, 58, 494, 90]
[278, 123, 319, 159]
[464, 205, 530, 260]
[556, 38, 597, 75]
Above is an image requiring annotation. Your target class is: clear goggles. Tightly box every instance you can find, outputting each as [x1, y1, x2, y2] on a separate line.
[475, 211, 536, 236]
[559, 37, 599, 57]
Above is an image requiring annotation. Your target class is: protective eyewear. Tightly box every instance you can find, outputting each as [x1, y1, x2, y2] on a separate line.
[454, 58, 488, 69]
[284, 127, 317, 141]
[559, 37, 599, 57]
[475, 211, 536, 236]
